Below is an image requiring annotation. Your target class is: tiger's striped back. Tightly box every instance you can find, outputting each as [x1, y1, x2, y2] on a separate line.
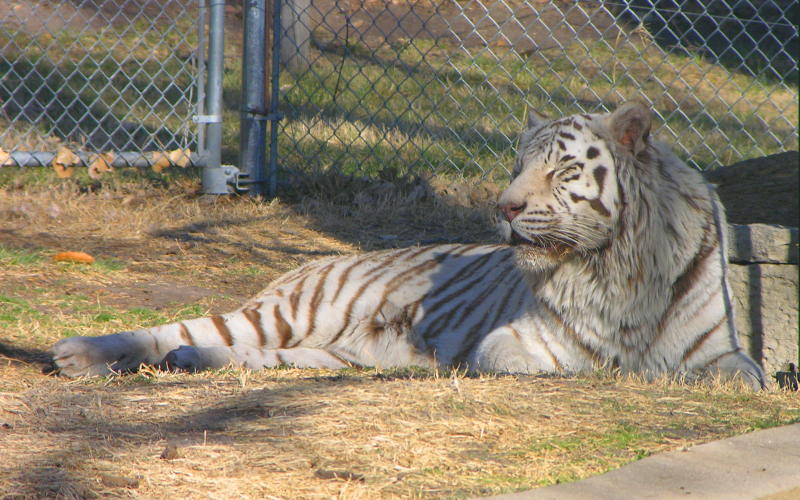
[156, 244, 534, 369]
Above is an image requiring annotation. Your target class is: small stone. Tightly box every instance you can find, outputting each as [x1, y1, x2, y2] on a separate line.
[160, 443, 181, 460]
[314, 469, 365, 482]
[99, 473, 139, 489]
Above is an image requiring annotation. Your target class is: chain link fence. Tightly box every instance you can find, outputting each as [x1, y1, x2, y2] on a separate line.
[1, 1, 797, 183]
[276, 0, 797, 180]
[0, 0, 200, 168]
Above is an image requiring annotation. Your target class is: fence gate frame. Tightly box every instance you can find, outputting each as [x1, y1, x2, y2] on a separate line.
[236, 0, 286, 198]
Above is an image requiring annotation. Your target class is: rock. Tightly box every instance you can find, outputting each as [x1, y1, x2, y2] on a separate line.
[99, 473, 139, 489]
[703, 153, 799, 380]
[728, 263, 799, 378]
[160, 443, 181, 460]
[728, 224, 799, 264]
[314, 469, 365, 482]
[704, 151, 799, 227]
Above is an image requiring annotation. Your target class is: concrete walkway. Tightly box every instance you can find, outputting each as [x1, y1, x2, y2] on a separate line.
[485, 423, 800, 500]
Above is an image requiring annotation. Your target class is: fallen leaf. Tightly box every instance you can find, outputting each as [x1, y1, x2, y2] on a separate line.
[150, 151, 170, 172]
[0, 147, 12, 167]
[52, 147, 79, 178]
[53, 251, 95, 264]
[150, 151, 171, 173]
[88, 152, 114, 179]
[168, 148, 192, 168]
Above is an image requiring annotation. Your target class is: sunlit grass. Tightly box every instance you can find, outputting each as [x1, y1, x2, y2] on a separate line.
[276, 31, 796, 178]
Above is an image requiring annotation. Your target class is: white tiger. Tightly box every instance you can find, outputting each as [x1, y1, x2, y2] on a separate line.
[51, 102, 765, 389]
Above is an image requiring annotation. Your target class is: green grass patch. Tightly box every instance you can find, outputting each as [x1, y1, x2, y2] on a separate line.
[528, 423, 654, 455]
[0, 295, 44, 323]
[0, 246, 46, 266]
[748, 409, 800, 431]
[93, 258, 126, 271]
[225, 264, 267, 277]
[0, 281, 209, 344]
[275, 28, 796, 179]
[68, 303, 207, 332]
[0, 243, 125, 275]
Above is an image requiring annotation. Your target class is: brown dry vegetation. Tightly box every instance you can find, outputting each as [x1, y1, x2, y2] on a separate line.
[0, 172, 798, 499]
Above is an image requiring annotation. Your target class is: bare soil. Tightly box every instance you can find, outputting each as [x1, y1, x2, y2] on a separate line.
[307, 0, 624, 52]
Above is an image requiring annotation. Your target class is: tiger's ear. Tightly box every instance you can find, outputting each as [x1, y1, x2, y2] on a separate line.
[609, 101, 651, 155]
[524, 105, 549, 130]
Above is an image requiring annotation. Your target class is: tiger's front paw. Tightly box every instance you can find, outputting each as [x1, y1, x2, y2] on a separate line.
[50, 332, 149, 377]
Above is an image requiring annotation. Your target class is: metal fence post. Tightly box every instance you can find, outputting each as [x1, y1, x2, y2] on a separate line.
[268, 0, 283, 196]
[201, 0, 228, 194]
[239, 0, 269, 197]
[196, 0, 208, 156]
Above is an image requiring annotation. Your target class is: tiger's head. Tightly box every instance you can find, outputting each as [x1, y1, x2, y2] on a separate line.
[498, 101, 652, 271]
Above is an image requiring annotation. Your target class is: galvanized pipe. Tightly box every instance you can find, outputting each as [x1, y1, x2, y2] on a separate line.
[239, 0, 269, 197]
[201, 0, 228, 194]
[4, 151, 207, 169]
[196, 0, 208, 154]
[268, 0, 283, 197]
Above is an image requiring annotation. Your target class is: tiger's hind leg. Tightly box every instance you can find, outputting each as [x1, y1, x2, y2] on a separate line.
[470, 326, 564, 375]
[678, 316, 766, 390]
[161, 345, 351, 372]
[700, 349, 766, 390]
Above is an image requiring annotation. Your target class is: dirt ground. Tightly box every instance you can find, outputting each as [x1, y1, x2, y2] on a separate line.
[0, 171, 496, 313]
[0, 172, 798, 499]
[4, 0, 625, 58]
[305, 0, 624, 52]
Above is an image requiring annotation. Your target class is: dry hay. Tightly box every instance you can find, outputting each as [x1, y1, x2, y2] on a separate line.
[2, 368, 796, 499]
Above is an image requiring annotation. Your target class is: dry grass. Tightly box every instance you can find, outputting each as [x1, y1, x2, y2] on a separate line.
[0, 117, 70, 152]
[0, 174, 798, 499]
[2, 368, 797, 499]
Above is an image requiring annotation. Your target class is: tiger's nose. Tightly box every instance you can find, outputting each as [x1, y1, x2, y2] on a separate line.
[499, 202, 526, 222]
